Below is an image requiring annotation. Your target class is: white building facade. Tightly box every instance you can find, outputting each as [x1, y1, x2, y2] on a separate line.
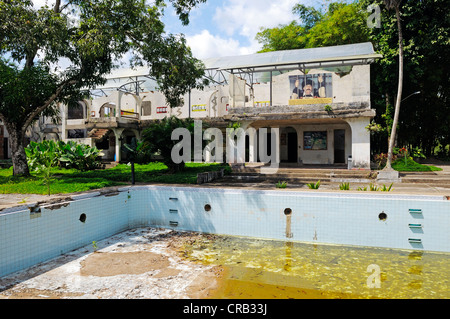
[2, 42, 381, 169]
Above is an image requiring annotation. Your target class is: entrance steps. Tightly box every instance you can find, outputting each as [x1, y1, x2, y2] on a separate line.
[224, 164, 450, 186]
[227, 166, 373, 183]
[399, 171, 450, 185]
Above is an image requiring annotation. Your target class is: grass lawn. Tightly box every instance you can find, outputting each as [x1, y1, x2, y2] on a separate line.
[0, 162, 230, 195]
[391, 158, 442, 172]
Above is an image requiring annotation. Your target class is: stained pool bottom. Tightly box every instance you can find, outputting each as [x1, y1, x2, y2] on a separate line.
[181, 235, 450, 299]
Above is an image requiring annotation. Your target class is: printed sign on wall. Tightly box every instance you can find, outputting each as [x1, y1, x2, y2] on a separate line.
[192, 104, 207, 112]
[289, 74, 332, 100]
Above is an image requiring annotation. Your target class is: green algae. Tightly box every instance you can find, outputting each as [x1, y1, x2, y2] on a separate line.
[181, 235, 450, 299]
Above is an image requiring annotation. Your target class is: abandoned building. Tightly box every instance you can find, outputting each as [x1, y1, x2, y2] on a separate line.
[1, 42, 381, 168]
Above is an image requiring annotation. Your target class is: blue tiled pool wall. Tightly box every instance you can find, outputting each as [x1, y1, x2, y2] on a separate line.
[1, 186, 449, 277]
[146, 187, 450, 253]
[0, 192, 130, 277]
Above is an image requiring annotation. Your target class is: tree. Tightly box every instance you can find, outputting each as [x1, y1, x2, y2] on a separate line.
[256, 2, 369, 52]
[382, 0, 404, 170]
[0, 0, 208, 176]
[141, 116, 195, 173]
[366, 0, 450, 158]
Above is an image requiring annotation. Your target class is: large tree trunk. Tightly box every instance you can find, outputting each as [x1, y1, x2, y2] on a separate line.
[7, 124, 30, 176]
[385, 6, 403, 170]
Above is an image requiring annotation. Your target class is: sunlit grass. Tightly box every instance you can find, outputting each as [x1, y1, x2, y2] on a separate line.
[0, 162, 229, 195]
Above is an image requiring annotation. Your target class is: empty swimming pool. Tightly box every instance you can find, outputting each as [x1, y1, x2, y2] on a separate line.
[1, 185, 449, 278]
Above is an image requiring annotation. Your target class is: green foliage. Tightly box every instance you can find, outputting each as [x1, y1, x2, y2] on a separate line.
[380, 183, 393, 192]
[59, 141, 104, 171]
[357, 183, 393, 192]
[141, 116, 196, 173]
[0, 0, 208, 176]
[306, 180, 321, 189]
[276, 181, 287, 188]
[392, 158, 442, 172]
[256, 2, 369, 52]
[33, 145, 59, 196]
[411, 147, 426, 160]
[25, 140, 103, 172]
[365, 0, 450, 156]
[339, 182, 350, 190]
[122, 137, 150, 164]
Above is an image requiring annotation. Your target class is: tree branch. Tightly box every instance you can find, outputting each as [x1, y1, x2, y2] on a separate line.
[54, 0, 61, 13]
[21, 78, 77, 135]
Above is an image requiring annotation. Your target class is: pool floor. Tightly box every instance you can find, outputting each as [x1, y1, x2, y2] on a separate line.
[0, 227, 449, 299]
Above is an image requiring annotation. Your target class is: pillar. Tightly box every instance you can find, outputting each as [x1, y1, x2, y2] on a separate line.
[344, 117, 371, 169]
[112, 128, 125, 162]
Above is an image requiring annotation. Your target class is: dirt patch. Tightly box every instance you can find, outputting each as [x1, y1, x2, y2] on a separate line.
[0, 288, 84, 299]
[80, 251, 170, 277]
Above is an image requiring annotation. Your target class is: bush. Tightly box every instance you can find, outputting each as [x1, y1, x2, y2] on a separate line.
[141, 116, 196, 173]
[25, 140, 103, 171]
[307, 180, 321, 189]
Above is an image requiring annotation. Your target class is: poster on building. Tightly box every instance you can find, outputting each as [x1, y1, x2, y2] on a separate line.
[192, 104, 207, 112]
[289, 73, 333, 100]
[304, 131, 327, 150]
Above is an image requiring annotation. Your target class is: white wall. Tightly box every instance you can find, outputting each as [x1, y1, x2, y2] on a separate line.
[278, 123, 352, 165]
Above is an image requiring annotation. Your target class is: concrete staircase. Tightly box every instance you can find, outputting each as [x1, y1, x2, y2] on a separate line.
[399, 171, 450, 185]
[88, 128, 110, 141]
[225, 165, 374, 184]
[223, 164, 450, 187]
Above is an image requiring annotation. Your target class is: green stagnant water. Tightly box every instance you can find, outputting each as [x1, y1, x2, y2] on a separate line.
[181, 235, 450, 299]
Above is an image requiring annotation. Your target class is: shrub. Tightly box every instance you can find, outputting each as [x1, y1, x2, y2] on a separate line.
[373, 153, 397, 170]
[141, 116, 196, 173]
[339, 182, 350, 190]
[25, 140, 103, 171]
[307, 180, 320, 189]
[25, 140, 62, 171]
[276, 181, 287, 188]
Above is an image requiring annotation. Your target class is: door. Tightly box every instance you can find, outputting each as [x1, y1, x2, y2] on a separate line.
[287, 132, 298, 163]
[3, 138, 8, 159]
[334, 129, 345, 164]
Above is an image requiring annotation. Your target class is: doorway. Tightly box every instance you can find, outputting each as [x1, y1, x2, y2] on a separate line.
[3, 138, 8, 159]
[287, 131, 298, 163]
[334, 129, 345, 163]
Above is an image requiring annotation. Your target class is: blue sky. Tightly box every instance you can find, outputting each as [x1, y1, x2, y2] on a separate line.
[162, 0, 323, 59]
[31, 0, 328, 61]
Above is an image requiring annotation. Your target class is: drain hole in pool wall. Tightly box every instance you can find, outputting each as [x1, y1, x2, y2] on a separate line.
[204, 204, 211, 212]
[378, 212, 387, 221]
[79, 213, 87, 223]
[284, 208, 292, 216]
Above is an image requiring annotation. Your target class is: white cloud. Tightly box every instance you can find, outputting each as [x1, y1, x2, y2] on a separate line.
[213, 0, 298, 38]
[186, 30, 250, 59]
[32, 0, 49, 8]
[186, 0, 300, 59]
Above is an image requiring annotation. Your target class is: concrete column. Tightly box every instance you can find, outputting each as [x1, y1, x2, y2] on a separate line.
[115, 91, 123, 118]
[247, 127, 257, 163]
[344, 117, 371, 169]
[112, 128, 125, 162]
[61, 103, 68, 141]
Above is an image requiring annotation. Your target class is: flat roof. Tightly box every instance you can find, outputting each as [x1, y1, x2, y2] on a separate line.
[97, 42, 381, 88]
[202, 42, 381, 72]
